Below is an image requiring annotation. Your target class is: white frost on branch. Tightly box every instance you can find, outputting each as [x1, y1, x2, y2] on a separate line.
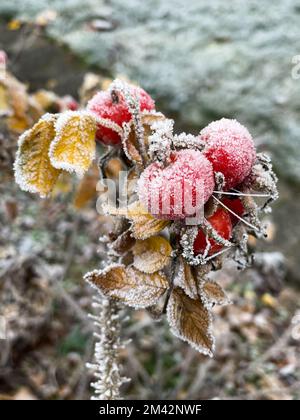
[86, 296, 130, 400]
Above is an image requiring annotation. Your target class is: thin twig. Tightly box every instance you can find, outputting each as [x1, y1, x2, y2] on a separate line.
[213, 194, 260, 232]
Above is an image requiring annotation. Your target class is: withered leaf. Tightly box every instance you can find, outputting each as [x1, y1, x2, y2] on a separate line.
[126, 168, 139, 198]
[50, 111, 96, 177]
[111, 229, 136, 255]
[14, 114, 61, 197]
[85, 265, 169, 309]
[104, 157, 124, 179]
[102, 201, 170, 240]
[122, 111, 165, 165]
[199, 280, 231, 308]
[133, 236, 172, 274]
[174, 257, 198, 299]
[73, 163, 98, 209]
[141, 110, 166, 126]
[0, 83, 10, 115]
[122, 122, 143, 166]
[128, 201, 171, 240]
[2, 74, 32, 133]
[167, 287, 215, 356]
[140, 110, 166, 147]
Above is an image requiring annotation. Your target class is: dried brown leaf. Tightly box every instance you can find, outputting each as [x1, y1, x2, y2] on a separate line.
[199, 280, 231, 308]
[104, 157, 124, 179]
[122, 122, 143, 166]
[128, 201, 170, 240]
[167, 287, 215, 356]
[73, 163, 98, 209]
[85, 265, 169, 308]
[102, 201, 170, 240]
[174, 257, 198, 299]
[122, 111, 166, 165]
[0, 83, 10, 115]
[111, 229, 136, 255]
[133, 236, 172, 274]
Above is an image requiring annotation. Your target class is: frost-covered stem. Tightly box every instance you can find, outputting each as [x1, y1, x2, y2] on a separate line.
[98, 146, 116, 179]
[162, 258, 177, 314]
[87, 295, 129, 400]
[86, 151, 131, 400]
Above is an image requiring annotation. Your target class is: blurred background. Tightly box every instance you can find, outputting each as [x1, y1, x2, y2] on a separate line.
[0, 0, 300, 400]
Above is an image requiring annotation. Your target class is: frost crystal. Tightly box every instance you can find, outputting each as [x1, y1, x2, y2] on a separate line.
[148, 118, 174, 163]
[87, 296, 129, 400]
[173, 132, 205, 151]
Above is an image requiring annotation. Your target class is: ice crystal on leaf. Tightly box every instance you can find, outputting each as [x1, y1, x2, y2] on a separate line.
[173, 132, 205, 152]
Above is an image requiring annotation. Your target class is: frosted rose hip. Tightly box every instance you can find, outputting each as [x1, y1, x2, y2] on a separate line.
[194, 207, 232, 256]
[138, 150, 215, 220]
[222, 197, 245, 226]
[201, 118, 256, 190]
[87, 86, 155, 146]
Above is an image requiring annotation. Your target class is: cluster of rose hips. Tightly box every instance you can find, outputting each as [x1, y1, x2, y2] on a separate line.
[13, 77, 278, 358]
[87, 81, 273, 264]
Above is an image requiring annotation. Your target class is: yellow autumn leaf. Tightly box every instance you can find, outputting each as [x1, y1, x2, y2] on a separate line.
[0, 83, 10, 115]
[8, 19, 22, 31]
[14, 114, 61, 197]
[7, 116, 30, 134]
[133, 236, 172, 274]
[73, 163, 99, 209]
[52, 172, 73, 196]
[1, 73, 34, 133]
[31, 89, 59, 111]
[49, 111, 97, 177]
[261, 293, 277, 308]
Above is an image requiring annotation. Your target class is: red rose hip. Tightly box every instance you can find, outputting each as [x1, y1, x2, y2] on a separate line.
[200, 118, 256, 190]
[138, 150, 215, 220]
[87, 85, 155, 146]
[193, 207, 232, 256]
[222, 197, 245, 226]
